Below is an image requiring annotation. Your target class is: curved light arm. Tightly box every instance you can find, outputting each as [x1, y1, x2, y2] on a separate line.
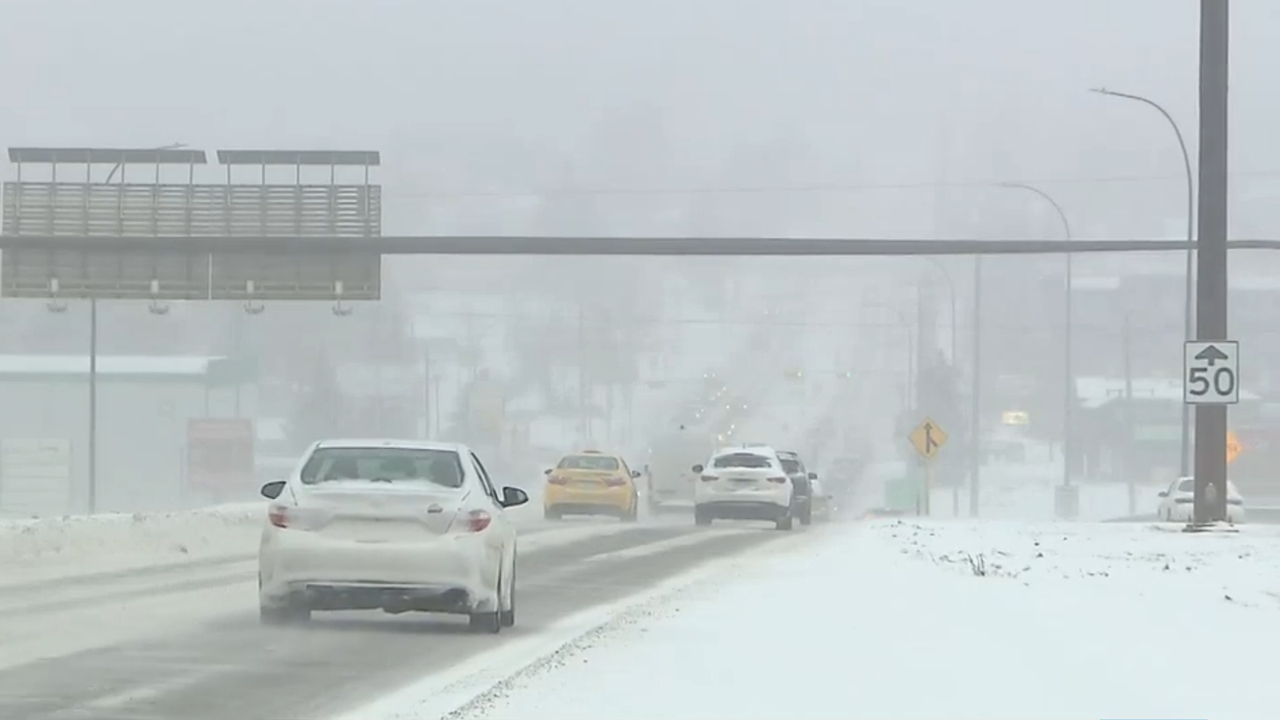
[999, 182, 1072, 239]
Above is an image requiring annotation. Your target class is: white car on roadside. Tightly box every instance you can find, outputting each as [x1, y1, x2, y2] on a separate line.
[257, 438, 529, 633]
[1157, 476, 1246, 523]
[692, 445, 795, 530]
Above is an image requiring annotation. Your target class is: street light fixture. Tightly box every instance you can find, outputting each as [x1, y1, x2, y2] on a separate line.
[1090, 87, 1196, 477]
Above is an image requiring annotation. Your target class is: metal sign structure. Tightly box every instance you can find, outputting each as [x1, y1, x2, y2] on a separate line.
[2, 147, 213, 301]
[1182, 340, 1239, 405]
[208, 150, 381, 308]
[1, 147, 383, 308]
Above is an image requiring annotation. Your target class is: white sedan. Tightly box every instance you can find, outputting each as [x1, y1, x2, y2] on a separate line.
[1157, 476, 1246, 523]
[257, 438, 529, 633]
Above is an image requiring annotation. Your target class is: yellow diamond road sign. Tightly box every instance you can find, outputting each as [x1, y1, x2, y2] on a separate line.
[909, 418, 948, 460]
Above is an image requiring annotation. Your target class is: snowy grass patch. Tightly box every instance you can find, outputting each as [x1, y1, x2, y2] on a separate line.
[870, 518, 1280, 608]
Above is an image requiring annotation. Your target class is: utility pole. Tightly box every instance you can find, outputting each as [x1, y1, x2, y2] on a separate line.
[1192, 0, 1231, 525]
[423, 344, 432, 436]
[1123, 312, 1135, 516]
[578, 302, 589, 442]
[969, 255, 983, 517]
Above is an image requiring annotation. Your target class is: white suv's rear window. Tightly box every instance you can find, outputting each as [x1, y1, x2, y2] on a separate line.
[712, 453, 772, 469]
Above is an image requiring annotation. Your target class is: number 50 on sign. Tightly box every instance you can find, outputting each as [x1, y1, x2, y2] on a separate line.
[1183, 340, 1240, 405]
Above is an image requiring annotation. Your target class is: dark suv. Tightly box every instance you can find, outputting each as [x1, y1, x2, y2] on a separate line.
[776, 450, 817, 525]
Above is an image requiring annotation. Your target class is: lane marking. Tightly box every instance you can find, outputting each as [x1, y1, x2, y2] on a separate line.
[582, 528, 756, 563]
[82, 665, 228, 710]
[518, 522, 645, 553]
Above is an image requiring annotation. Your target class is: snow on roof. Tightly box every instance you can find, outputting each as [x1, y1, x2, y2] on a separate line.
[0, 355, 228, 377]
[313, 438, 470, 453]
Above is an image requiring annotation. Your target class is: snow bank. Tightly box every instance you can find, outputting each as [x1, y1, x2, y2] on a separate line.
[424, 519, 1280, 720]
[928, 478, 1168, 521]
[868, 457, 1165, 521]
[0, 502, 266, 585]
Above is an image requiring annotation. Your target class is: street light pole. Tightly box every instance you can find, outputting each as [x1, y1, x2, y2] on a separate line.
[920, 258, 958, 365]
[1091, 87, 1196, 477]
[84, 143, 186, 513]
[969, 254, 982, 518]
[1000, 183, 1074, 488]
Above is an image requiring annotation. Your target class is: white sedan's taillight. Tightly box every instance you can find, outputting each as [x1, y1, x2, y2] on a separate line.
[267, 505, 327, 531]
[268, 505, 290, 528]
[451, 509, 492, 533]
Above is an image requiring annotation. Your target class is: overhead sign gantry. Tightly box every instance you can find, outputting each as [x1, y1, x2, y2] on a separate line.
[1, 146, 383, 313]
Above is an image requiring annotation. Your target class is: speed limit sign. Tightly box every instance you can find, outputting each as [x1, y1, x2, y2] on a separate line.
[1183, 341, 1240, 405]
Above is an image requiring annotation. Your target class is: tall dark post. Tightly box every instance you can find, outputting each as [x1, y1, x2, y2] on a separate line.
[1123, 312, 1135, 516]
[968, 255, 983, 517]
[1192, 0, 1231, 524]
[423, 345, 432, 436]
[87, 298, 98, 514]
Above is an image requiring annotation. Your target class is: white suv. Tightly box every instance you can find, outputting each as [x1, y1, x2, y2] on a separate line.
[692, 446, 795, 530]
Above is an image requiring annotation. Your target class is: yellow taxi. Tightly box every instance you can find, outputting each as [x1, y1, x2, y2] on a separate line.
[544, 450, 640, 521]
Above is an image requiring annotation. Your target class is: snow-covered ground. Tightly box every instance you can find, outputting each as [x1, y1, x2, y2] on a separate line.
[359, 519, 1280, 720]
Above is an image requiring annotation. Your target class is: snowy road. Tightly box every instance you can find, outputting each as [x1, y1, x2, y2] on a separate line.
[0, 514, 800, 720]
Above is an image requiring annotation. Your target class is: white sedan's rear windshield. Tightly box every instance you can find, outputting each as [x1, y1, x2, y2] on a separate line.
[300, 447, 465, 488]
[713, 453, 772, 469]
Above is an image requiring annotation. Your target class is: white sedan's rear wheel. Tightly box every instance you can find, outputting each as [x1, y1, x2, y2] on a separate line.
[470, 564, 504, 634]
[500, 560, 517, 628]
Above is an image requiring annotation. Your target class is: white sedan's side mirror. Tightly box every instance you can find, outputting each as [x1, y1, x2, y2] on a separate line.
[261, 480, 286, 500]
[500, 486, 530, 508]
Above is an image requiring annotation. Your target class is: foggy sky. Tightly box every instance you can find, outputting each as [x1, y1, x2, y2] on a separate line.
[3, 1, 1280, 241]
